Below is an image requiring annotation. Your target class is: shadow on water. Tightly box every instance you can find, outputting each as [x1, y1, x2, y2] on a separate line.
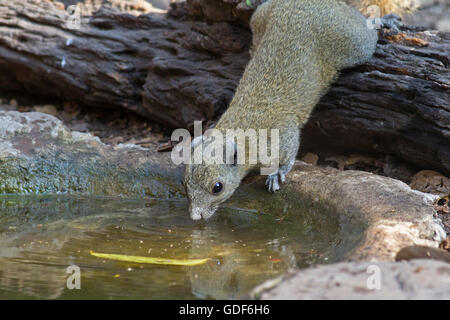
[0, 187, 366, 299]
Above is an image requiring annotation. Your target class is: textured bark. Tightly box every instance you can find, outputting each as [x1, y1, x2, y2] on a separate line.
[0, 0, 448, 174]
[302, 31, 450, 176]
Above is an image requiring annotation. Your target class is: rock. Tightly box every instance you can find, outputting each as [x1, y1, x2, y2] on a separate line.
[248, 162, 448, 299]
[251, 259, 450, 299]
[0, 111, 184, 198]
[282, 162, 446, 261]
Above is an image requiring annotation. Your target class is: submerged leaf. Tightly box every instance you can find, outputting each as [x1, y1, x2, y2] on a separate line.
[90, 251, 209, 266]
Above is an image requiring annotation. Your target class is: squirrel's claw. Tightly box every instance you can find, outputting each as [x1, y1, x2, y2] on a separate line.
[266, 172, 281, 193]
[279, 171, 286, 184]
[265, 167, 289, 192]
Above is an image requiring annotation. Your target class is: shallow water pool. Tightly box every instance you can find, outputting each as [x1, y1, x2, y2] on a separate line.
[0, 193, 364, 299]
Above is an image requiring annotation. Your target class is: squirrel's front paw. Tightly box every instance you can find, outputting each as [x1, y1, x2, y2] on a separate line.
[265, 172, 281, 193]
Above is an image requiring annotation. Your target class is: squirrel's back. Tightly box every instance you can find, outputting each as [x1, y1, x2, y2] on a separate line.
[216, 0, 378, 130]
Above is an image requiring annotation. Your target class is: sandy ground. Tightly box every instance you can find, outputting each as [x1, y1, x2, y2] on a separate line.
[0, 97, 168, 149]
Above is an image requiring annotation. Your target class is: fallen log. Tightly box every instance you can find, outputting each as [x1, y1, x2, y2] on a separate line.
[0, 0, 448, 175]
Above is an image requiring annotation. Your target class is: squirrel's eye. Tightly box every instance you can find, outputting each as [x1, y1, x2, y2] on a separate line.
[211, 182, 223, 195]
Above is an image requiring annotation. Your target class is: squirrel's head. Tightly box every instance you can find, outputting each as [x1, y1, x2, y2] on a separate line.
[182, 135, 242, 220]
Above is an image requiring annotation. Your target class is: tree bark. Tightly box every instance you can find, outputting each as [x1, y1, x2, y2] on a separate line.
[0, 0, 448, 175]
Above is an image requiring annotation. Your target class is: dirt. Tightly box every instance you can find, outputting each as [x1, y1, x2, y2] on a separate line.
[0, 95, 169, 150]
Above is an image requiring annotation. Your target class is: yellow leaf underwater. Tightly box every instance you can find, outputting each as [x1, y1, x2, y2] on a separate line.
[90, 251, 209, 266]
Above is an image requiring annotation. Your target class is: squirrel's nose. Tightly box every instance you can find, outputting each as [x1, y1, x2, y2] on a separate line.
[191, 211, 202, 220]
[189, 204, 202, 220]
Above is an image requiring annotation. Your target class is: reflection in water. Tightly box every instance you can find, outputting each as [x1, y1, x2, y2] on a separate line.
[0, 195, 364, 299]
[0, 259, 66, 299]
[187, 229, 298, 300]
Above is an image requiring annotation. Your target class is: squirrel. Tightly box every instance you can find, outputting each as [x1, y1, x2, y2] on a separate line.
[182, 0, 411, 220]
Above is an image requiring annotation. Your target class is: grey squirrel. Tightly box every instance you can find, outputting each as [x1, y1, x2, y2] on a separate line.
[183, 0, 412, 220]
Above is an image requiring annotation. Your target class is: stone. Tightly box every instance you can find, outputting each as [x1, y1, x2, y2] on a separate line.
[0, 111, 184, 198]
[282, 162, 446, 261]
[251, 259, 450, 300]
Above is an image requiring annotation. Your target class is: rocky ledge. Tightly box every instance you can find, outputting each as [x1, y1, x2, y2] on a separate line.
[251, 259, 450, 299]
[0, 110, 183, 198]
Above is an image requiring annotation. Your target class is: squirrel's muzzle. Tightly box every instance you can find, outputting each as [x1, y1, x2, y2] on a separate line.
[188, 202, 217, 221]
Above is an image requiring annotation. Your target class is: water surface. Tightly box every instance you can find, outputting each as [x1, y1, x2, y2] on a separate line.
[0, 193, 364, 299]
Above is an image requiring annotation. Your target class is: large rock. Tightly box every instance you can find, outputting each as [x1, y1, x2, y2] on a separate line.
[282, 163, 446, 261]
[251, 259, 450, 299]
[0, 111, 184, 198]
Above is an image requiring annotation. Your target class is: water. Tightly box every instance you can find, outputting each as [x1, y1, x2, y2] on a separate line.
[0, 193, 364, 299]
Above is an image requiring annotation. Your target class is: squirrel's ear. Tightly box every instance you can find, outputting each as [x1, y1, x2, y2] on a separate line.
[225, 139, 238, 166]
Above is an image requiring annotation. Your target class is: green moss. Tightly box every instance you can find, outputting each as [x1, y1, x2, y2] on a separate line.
[0, 154, 184, 199]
